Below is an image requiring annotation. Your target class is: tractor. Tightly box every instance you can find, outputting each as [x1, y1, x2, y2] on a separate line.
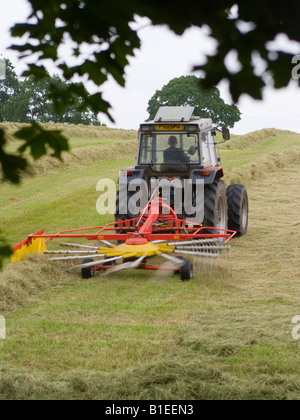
[116, 106, 248, 237]
[11, 106, 248, 281]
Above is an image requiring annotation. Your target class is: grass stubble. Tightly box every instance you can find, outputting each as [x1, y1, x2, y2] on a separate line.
[0, 126, 300, 400]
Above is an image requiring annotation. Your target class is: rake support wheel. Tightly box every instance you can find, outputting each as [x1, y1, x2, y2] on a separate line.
[181, 260, 193, 282]
[81, 259, 95, 279]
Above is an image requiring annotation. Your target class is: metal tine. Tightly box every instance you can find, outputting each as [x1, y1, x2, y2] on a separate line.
[98, 240, 115, 248]
[174, 245, 229, 250]
[59, 242, 99, 250]
[49, 254, 102, 261]
[102, 255, 146, 276]
[168, 239, 222, 247]
[174, 250, 220, 258]
[45, 250, 102, 255]
[160, 253, 185, 267]
[65, 256, 123, 271]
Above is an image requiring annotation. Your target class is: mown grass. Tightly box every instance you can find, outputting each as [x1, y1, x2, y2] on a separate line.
[0, 125, 300, 400]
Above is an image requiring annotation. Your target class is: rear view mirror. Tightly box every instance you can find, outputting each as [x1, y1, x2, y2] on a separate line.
[222, 128, 230, 141]
[188, 146, 197, 156]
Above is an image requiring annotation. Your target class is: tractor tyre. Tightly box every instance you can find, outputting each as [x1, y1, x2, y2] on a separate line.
[181, 260, 193, 282]
[81, 259, 95, 280]
[115, 188, 138, 243]
[115, 187, 140, 222]
[227, 184, 249, 237]
[203, 180, 228, 232]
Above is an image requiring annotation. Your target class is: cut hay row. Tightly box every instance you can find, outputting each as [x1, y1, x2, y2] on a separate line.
[220, 128, 297, 150]
[226, 147, 300, 185]
[23, 140, 137, 177]
[0, 122, 137, 142]
[0, 255, 70, 313]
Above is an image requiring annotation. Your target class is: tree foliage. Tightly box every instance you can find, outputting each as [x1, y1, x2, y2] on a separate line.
[10, 0, 300, 107]
[0, 60, 22, 122]
[0, 60, 100, 125]
[147, 76, 241, 128]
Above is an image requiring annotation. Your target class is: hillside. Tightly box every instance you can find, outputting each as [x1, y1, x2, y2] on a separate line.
[0, 125, 300, 400]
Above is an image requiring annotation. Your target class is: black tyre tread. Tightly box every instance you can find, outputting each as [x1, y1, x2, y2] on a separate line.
[227, 184, 248, 236]
[203, 180, 228, 230]
[115, 188, 138, 223]
[181, 260, 193, 282]
[81, 258, 95, 279]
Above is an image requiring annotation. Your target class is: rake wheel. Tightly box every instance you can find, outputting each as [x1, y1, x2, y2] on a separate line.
[81, 258, 95, 279]
[181, 260, 193, 282]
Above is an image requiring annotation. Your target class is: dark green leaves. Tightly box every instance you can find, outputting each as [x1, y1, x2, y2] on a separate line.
[10, 0, 300, 108]
[15, 123, 69, 160]
[0, 129, 27, 184]
[0, 124, 68, 184]
[0, 235, 12, 269]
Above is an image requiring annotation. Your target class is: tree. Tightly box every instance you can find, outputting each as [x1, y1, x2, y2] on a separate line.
[0, 65, 101, 125]
[147, 76, 241, 128]
[0, 60, 23, 122]
[19, 74, 100, 125]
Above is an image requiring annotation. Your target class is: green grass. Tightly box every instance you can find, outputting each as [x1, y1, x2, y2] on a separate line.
[0, 126, 300, 400]
[0, 157, 134, 247]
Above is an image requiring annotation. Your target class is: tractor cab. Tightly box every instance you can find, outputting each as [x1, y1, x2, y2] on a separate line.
[137, 106, 225, 176]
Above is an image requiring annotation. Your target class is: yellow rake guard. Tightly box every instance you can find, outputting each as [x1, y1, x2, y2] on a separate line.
[97, 238, 176, 259]
[11, 229, 47, 264]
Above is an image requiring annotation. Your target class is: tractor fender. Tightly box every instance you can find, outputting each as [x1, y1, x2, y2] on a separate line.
[189, 167, 224, 185]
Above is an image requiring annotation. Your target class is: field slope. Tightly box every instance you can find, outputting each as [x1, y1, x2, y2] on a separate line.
[0, 125, 300, 400]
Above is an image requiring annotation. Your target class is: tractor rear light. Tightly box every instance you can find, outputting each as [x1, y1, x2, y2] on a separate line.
[124, 171, 134, 177]
[200, 171, 211, 177]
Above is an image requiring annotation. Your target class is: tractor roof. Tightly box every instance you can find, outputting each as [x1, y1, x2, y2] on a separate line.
[143, 106, 213, 131]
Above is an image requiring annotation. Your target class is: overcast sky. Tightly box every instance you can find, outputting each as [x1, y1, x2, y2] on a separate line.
[1, 0, 300, 134]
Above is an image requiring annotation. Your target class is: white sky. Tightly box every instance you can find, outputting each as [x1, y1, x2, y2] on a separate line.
[1, 0, 300, 134]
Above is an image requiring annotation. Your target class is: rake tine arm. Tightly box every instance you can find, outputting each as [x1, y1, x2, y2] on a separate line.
[49, 254, 102, 261]
[59, 243, 99, 250]
[102, 255, 146, 276]
[65, 256, 123, 271]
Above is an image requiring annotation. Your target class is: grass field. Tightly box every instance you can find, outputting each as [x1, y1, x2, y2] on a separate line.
[0, 124, 300, 400]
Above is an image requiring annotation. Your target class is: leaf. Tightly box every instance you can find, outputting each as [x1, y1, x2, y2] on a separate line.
[0, 129, 27, 184]
[0, 238, 12, 270]
[9, 0, 300, 109]
[15, 122, 69, 161]
[22, 65, 49, 81]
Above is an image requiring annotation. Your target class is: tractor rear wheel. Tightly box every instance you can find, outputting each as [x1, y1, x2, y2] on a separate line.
[227, 184, 249, 236]
[115, 187, 139, 222]
[115, 188, 138, 243]
[203, 180, 228, 232]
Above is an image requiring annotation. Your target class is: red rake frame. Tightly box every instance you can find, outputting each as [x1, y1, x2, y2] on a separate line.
[12, 197, 236, 275]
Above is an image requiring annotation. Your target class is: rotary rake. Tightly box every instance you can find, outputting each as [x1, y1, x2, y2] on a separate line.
[11, 195, 236, 281]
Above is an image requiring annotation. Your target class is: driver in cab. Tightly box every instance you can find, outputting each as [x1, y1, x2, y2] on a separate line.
[163, 136, 190, 164]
